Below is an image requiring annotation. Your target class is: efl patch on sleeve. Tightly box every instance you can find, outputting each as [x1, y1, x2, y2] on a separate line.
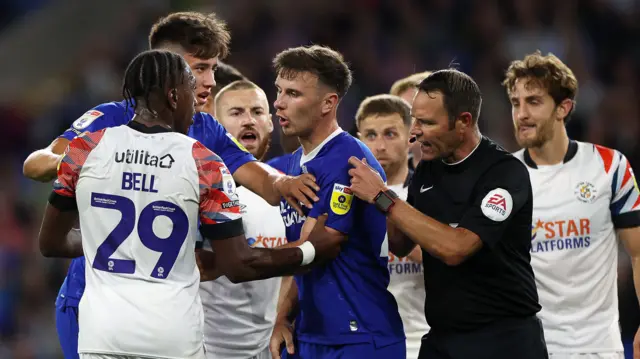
[72, 110, 103, 130]
[226, 132, 249, 153]
[480, 188, 513, 222]
[330, 183, 354, 215]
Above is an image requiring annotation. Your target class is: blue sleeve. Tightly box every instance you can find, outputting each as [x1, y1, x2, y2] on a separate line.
[198, 113, 256, 174]
[308, 157, 358, 234]
[266, 154, 291, 174]
[59, 102, 129, 141]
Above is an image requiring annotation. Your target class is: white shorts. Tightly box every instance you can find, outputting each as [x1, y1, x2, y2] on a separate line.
[80, 347, 206, 359]
[549, 353, 624, 359]
[204, 345, 270, 359]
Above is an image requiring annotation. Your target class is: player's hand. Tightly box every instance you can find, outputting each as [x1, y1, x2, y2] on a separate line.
[307, 214, 343, 261]
[270, 320, 295, 358]
[276, 174, 320, 215]
[633, 326, 640, 359]
[348, 156, 386, 203]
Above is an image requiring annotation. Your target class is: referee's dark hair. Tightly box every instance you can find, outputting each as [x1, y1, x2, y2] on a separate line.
[122, 50, 192, 116]
[418, 69, 482, 129]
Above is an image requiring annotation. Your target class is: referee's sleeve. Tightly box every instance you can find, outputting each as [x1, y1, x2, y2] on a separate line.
[458, 159, 531, 248]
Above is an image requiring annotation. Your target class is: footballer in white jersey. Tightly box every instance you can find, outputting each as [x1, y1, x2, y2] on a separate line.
[200, 80, 287, 359]
[43, 123, 245, 359]
[505, 51, 640, 358]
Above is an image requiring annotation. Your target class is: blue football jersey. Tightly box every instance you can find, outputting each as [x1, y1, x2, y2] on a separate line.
[55, 100, 256, 309]
[266, 153, 294, 173]
[280, 130, 405, 347]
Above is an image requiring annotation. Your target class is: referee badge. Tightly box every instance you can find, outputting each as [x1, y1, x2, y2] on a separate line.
[330, 183, 353, 215]
[480, 188, 513, 222]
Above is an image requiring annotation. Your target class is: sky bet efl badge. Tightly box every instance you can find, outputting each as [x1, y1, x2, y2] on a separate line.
[72, 110, 103, 130]
[331, 183, 353, 215]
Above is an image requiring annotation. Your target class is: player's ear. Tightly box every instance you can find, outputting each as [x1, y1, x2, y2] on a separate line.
[266, 113, 274, 134]
[168, 89, 178, 110]
[556, 98, 573, 122]
[321, 93, 339, 116]
[455, 112, 473, 132]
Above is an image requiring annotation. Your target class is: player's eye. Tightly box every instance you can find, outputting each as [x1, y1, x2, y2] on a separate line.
[253, 109, 265, 115]
[385, 131, 397, 139]
[366, 133, 377, 140]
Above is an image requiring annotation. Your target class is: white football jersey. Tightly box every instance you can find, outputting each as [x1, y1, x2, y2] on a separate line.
[52, 124, 243, 359]
[200, 164, 287, 359]
[514, 141, 640, 354]
[387, 182, 429, 359]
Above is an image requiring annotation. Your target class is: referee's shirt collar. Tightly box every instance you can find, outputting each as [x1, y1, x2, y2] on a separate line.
[440, 136, 485, 172]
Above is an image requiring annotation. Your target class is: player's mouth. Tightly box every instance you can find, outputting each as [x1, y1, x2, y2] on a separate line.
[518, 124, 536, 136]
[196, 91, 210, 106]
[277, 113, 290, 127]
[238, 129, 259, 147]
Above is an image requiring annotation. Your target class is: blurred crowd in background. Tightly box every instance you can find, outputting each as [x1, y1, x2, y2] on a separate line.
[0, 0, 638, 357]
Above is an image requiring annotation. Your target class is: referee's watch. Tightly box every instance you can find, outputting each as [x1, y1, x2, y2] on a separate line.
[374, 189, 399, 215]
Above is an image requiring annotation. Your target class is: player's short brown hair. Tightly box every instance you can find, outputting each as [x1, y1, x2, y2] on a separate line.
[390, 71, 432, 97]
[273, 45, 352, 98]
[355, 94, 411, 130]
[503, 51, 578, 120]
[149, 12, 230, 59]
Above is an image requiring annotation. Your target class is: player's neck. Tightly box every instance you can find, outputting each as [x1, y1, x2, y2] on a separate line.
[132, 110, 173, 131]
[445, 129, 482, 164]
[527, 127, 569, 166]
[386, 162, 409, 187]
[299, 119, 339, 155]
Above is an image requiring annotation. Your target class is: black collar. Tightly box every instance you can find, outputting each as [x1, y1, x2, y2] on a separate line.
[523, 140, 578, 169]
[127, 120, 172, 134]
[403, 168, 414, 188]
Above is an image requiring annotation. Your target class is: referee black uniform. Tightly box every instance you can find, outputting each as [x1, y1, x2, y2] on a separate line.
[411, 136, 548, 359]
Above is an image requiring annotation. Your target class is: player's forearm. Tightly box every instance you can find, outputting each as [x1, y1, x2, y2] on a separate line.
[233, 162, 281, 205]
[23, 149, 62, 182]
[276, 276, 299, 323]
[39, 206, 83, 258]
[223, 247, 304, 283]
[388, 200, 480, 265]
[630, 257, 640, 306]
[387, 218, 417, 257]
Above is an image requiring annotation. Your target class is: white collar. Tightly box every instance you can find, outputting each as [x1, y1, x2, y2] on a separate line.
[300, 128, 343, 166]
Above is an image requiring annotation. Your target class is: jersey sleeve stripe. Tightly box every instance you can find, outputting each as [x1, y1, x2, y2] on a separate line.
[621, 160, 633, 188]
[53, 129, 106, 198]
[595, 144, 615, 174]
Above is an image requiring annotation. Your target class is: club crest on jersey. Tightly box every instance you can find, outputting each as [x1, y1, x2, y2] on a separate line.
[226, 133, 249, 153]
[480, 188, 512, 222]
[72, 110, 103, 130]
[574, 181, 597, 203]
[330, 183, 353, 215]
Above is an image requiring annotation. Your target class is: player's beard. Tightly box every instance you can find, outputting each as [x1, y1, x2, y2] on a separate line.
[515, 115, 555, 148]
[254, 136, 272, 161]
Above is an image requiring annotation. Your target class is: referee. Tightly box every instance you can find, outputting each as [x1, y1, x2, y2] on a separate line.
[348, 69, 548, 359]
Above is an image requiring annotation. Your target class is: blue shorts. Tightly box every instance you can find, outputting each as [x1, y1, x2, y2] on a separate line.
[294, 341, 406, 359]
[55, 305, 80, 359]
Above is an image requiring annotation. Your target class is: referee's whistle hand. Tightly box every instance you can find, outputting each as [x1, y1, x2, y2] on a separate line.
[347, 156, 385, 203]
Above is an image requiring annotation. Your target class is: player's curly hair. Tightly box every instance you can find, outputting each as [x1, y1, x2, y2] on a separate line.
[122, 50, 191, 116]
[273, 45, 352, 98]
[149, 11, 230, 59]
[503, 51, 578, 122]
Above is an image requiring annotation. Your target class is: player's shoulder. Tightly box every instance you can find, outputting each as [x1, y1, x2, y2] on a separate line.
[577, 140, 626, 174]
[70, 100, 131, 132]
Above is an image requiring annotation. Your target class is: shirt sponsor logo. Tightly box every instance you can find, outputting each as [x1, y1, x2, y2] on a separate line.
[480, 188, 512, 222]
[387, 253, 423, 275]
[280, 201, 306, 227]
[248, 235, 289, 248]
[330, 183, 353, 215]
[115, 149, 175, 169]
[531, 218, 591, 252]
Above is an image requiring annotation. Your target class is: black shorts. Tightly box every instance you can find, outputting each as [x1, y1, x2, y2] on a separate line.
[418, 316, 548, 359]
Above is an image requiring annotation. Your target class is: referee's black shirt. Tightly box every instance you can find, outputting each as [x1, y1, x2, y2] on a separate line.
[408, 136, 541, 333]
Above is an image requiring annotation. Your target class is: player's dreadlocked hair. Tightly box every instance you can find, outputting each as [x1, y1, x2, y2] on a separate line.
[122, 50, 191, 116]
